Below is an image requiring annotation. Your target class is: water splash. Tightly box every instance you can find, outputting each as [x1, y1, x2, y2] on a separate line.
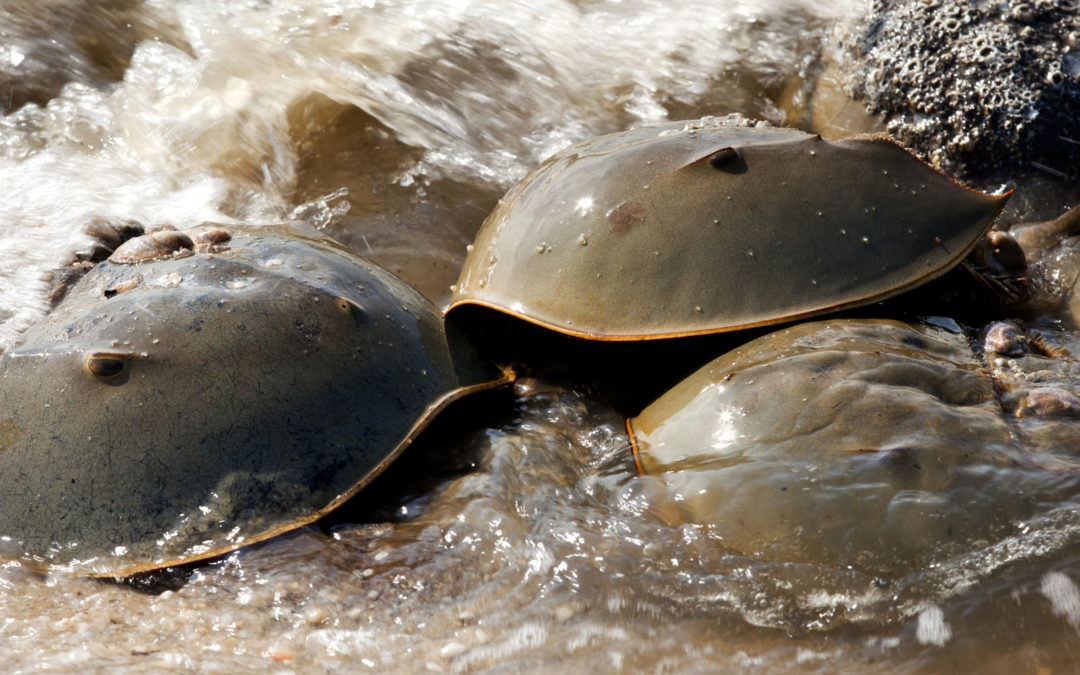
[0, 0, 857, 343]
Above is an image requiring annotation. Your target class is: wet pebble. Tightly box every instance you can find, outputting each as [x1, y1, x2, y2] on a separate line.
[187, 226, 231, 250]
[983, 321, 1029, 357]
[110, 230, 195, 264]
[1008, 386, 1080, 418]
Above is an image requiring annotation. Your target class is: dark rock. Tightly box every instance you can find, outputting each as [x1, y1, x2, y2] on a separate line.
[841, 0, 1080, 182]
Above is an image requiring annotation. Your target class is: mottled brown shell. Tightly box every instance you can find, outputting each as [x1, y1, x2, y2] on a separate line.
[448, 119, 1008, 340]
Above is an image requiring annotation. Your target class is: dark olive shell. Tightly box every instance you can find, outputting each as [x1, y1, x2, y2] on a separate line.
[448, 119, 1008, 340]
[627, 319, 1075, 577]
[0, 223, 510, 576]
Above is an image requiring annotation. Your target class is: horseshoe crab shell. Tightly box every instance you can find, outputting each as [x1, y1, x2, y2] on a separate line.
[626, 319, 1076, 577]
[447, 119, 1008, 340]
[0, 224, 511, 577]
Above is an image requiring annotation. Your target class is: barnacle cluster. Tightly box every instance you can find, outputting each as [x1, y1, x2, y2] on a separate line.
[842, 0, 1080, 179]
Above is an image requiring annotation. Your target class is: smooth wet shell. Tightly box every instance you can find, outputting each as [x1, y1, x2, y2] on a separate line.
[448, 119, 1008, 340]
[627, 319, 1074, 577]
[0, 223, 509, 577]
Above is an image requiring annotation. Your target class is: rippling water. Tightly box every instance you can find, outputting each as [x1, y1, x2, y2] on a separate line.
[2, 0, 1079, 671]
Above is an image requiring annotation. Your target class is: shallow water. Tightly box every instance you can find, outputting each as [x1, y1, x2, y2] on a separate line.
[1, 0, 1079, 671]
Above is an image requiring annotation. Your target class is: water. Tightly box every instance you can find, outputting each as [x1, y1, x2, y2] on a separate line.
[1, 0, 1079, 671]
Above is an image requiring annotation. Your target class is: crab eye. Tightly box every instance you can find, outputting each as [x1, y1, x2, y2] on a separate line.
[335, 298, 366, 321]
[85, 353, 125, 378]
[706, 147, 747, 174]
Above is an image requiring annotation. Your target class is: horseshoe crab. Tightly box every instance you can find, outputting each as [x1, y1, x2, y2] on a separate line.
[447, 117, 1008, 340]
[0, 223, 511, 577]
[627, 319, 1080, 577]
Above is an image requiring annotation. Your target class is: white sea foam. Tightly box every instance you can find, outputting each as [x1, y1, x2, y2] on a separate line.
[915, 605, 953, 647]
[1040, 571, 1080, 630]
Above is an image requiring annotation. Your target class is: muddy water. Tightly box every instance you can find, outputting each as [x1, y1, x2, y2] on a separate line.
[1, 0, 1079, 671]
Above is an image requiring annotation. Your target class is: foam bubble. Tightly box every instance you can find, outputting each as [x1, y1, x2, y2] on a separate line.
[1040, 571, 1080, 629]
[915, 605, 953, 647]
